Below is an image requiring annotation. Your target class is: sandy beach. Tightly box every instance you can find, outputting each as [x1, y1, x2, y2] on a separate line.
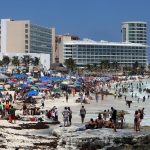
[1, 77, 150, 149]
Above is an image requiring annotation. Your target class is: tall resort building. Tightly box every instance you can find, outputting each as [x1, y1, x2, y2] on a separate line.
[121, 21, 147, 44]
[58, 22, 148, 67]
[0, 19, 55, 64]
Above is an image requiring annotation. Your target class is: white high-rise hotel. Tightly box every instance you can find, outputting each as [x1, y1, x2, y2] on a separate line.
[59, 21, 148, 67]
[122, 21, 147, 44]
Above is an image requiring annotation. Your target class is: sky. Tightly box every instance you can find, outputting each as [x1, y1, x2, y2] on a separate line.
[0, 0, 150, 43]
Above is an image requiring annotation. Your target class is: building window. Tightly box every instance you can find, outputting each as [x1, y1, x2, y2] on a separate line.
[25, 40, 28, 44]
[25, 45, 28, 49]
[25, 29, 28, 33]
[25, 34, 28, 38]
[25, 24, 28, 28]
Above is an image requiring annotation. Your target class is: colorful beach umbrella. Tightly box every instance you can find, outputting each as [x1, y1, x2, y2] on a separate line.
[26, 90, 39, 96]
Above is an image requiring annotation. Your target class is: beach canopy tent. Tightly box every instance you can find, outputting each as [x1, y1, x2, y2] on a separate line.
[13, 73, 27, 79]
[94, 76, 112, 82]
[0, 74, 9, 80]
[18, 84, 30, 88]
[26, 90, 39, 96]
[40, 76, 66, 82]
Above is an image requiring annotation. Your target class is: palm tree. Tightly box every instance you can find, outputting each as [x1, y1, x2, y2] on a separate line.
[132, 61, 139, 75]
[12, 56, 20, 67]
[2, 56, 10, 68]
[32, 57, 40, 66]
[21, 55, 31, 72]
[64, 58, 76, 71]
[100, 60, 110, 71]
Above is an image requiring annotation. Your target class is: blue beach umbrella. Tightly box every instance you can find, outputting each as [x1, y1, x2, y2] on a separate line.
[18, 84, 29, 88]
[26, 90, 39, 96]
[13, 73, 27, 79]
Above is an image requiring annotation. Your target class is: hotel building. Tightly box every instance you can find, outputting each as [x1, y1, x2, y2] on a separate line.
[122, 21, 147, 44]
[59, 21, 148, 67]
[59, 39, 147, 67]
[0, 19, 55, 64]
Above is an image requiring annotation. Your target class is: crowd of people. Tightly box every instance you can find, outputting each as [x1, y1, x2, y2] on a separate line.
[0, 91, 16, 123]
[0, 74, 148, 134]
[84, 107, 125, 132]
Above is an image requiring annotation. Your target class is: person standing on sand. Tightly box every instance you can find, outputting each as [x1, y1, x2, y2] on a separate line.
[9, 106, 16, 123]
[54, 107, 58, 121]
[66, 92, 68, 103]
[62, 107, 70, 127]
[41, 96, 45, 108]
[143, 96, 146, 102]
[111, 107, 117, 132]
[103, 110, 107, 120]
[22, 103, 27, 115]
[68, 107, 72, 125]
[80, 106, 86, 123]
[95, 92, 99, 103]
[124, 95, 127, 104]
[134, 110, 140, 132]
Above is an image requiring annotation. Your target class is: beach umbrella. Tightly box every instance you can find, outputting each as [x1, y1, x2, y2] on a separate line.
[13, 73, 27, 79]
[7, 81, 17, 84]
[41, 82, 48, 85]
[18, 84, 29, 88]
[40, 87, 49, 91]
[53, 88, 61, 93]
[31, 86, 39, 90]
[26, 79, 33, 83]
[10, 79, 18, 82]
[40, 85, 48, 88]
[26, 90, 39, 96]
[40, 76, 50, 81]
